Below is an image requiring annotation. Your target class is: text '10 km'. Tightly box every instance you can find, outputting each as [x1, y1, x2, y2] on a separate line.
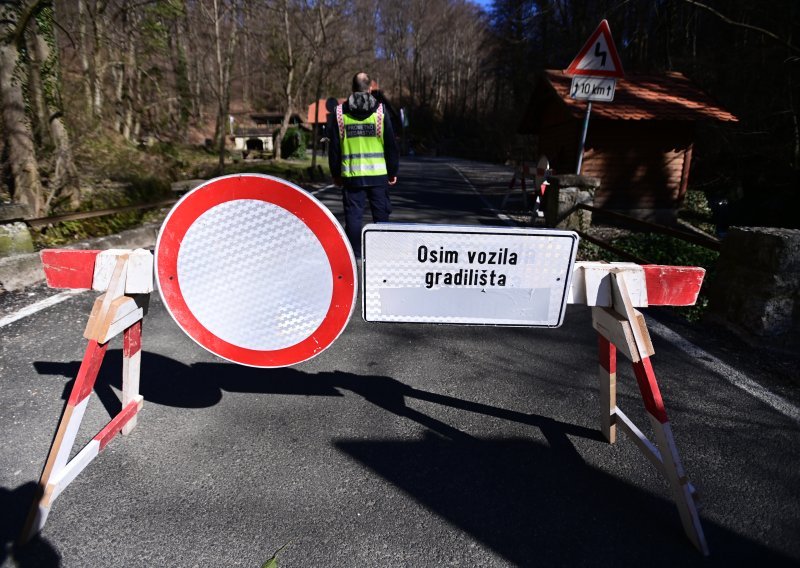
[570, 76, 616, 102]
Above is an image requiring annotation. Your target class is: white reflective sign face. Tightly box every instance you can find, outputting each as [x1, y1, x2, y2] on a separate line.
[177, 199, 332, 350]
[570, 76, 616, 101]
[155, 174, 357, 368]
[362, 224, 579, 327]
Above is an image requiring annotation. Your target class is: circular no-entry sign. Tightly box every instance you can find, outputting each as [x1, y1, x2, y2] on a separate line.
[155, 174, 356, 367]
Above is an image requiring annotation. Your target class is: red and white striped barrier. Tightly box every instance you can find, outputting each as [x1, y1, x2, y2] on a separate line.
[23, 250, 708, 554]
[570, 262, 709, 555]
[21, 249, 152, 542]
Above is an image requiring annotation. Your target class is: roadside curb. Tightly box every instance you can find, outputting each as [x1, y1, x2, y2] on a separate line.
[0, 223, 160, 293]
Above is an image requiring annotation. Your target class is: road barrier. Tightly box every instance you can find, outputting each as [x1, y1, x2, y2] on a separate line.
[19, 176, 709, 555]
[21, 248, 153, 543]
[574, 262, 708, 554]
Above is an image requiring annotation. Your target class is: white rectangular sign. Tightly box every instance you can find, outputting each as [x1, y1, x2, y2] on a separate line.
[570, 76, 616, 101]
[362, 224, 579, 327]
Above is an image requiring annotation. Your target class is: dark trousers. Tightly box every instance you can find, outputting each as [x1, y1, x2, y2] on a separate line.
[342, 184, 392, 257]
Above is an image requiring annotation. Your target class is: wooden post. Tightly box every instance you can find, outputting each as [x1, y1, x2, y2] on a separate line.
[633, 356, 709, 555]
[122, 321, 143, 435]
[576, 101, 592, 174]
[597, 334, 617, 443]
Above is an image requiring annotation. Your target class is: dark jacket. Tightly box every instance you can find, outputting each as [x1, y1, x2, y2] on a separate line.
[328, 93, 399, 188]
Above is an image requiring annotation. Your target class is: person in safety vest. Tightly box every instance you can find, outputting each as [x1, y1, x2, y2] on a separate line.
[328, 72, 399, 258]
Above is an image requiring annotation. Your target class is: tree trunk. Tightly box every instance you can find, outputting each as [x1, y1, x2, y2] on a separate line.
[91, 1, 107, 118]
[25, 31, 50, 148]
[212, 0, 239, 174]
[171, 16, 190, 140]
[0, 42, 43, 215]
[311, 73, 322, 171]
[77, 0, 93, 115]
[275, 0, 295, 161]
[32, 14, 80, 210]
[121, 14, 139, 142]
[112, 63, 123, 133]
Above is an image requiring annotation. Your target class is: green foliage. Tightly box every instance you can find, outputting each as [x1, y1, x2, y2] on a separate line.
[577, 240, 615, 262]
[280, 128, 308, 160]
[580, 231, 718, 323]
[261, 542, 290, 568]
[34, 6, 63, 112]
[31, 157, 171, 249]
[680, 190, 717, 235]
[616, 234, 717, 321]
[683, 190, 712, 219]
[613, 233, 719, 268]
[140, 1, 185, 52]
[221, 156, 330, 184]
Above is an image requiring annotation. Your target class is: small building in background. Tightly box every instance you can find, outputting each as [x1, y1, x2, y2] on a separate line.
[521, 70, 738, 221]
[231, 112, 306, 156]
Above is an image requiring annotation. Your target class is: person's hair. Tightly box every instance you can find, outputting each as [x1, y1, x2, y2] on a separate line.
[352, 72, 371, 93]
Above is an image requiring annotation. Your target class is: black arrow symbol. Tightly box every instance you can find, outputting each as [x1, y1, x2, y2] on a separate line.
[595, 42, 607, 67]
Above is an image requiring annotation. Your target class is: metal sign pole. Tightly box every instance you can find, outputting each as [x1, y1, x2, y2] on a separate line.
[576, 101, 592, 174]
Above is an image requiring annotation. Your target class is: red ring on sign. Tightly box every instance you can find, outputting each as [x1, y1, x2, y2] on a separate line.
[155, 174, 356, 367]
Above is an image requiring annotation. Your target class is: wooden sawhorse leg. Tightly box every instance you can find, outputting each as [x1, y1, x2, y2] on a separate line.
[20, 322, 144, 543]
[20, 253, 146, 543]
[598, 335, 617, 444]
[593, 270, 709, 555]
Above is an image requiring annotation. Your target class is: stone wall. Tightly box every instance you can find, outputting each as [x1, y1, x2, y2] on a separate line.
[708, 227, 800, 342]
[543, 174, 599, 230]
[0, 204, 34, 256]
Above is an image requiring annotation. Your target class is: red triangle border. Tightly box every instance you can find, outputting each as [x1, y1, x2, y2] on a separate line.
[564, 19, 624, 79]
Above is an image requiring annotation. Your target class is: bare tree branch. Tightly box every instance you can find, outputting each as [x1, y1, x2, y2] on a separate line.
[683, 0, 800, 54]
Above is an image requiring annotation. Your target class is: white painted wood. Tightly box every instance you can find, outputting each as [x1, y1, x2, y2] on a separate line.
[126, 249, 154, 293]
[45, 440, 100, 506]
[92, 249, 131, 291]
[85, 257, 129, 341]
[49, 397, 90, 478]
[618, 267, 648, 307]
[101, 308, 144, 343]
[648, 415, 709, 555]
[610, 273, 654, 360]
[568, 262, 646, 306]
[583, 266, 612, 307]
[598, 362, 617, 443]
[122, 352, 143, 435]
[89, 249, 151, 297]
[616, 408, 664, 474]
[592, 307, 639, 362]
[23, 504, 51, 543]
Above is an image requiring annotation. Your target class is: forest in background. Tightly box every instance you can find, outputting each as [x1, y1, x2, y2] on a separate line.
[0, 0, 798, 226]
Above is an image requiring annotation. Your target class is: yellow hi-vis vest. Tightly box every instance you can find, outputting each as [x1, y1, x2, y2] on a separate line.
[336, 103, 387, 178]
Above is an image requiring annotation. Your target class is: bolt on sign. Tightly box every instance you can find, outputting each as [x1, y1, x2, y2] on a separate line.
[362, 224, 579, 327]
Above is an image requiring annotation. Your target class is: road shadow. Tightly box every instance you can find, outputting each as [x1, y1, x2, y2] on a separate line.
[335, 434, 797, 567]
[31, 352, 798, 565]
[0, 483, 60, 567]
[34, 351, 597, 444]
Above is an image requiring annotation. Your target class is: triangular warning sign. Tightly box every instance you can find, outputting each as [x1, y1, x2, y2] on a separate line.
[565, 19, 624, 78]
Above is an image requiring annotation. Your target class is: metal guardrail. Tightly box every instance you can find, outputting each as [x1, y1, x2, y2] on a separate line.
[575, 203, 721, 252]
[576, 230, 652, 264]
[0, 199, 178, 228]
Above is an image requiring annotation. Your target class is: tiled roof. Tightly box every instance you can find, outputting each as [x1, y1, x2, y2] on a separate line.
[544, 69, 738, 122]
[307, 98, 346, 124]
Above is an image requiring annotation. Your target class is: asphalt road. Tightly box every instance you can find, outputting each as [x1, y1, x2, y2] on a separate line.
[1, 158, 799, 567]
